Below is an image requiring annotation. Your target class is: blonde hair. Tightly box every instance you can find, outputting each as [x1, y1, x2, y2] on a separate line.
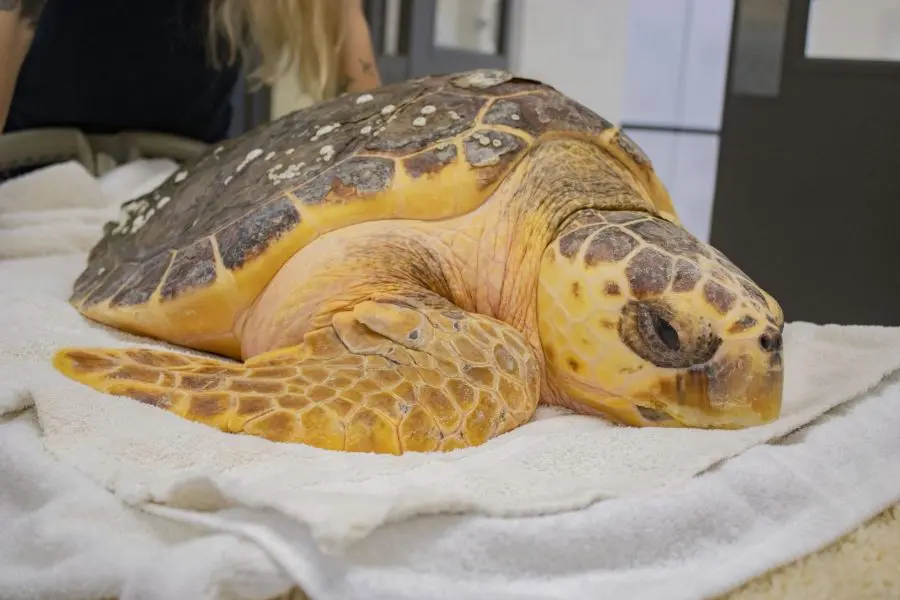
[207, 0, 349, 102]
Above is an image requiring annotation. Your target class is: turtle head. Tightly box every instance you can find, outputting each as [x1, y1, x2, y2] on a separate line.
[537, 210, 784, 429]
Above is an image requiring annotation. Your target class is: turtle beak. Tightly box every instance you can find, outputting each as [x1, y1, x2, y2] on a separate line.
[655, 334, 784, 429]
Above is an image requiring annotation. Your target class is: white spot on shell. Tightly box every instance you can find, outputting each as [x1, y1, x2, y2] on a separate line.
[511, 114, 521, 121]
[315, 124, 338, 138]
[449, 111, 461, 120]
[130, 207, 154, 233]
[451, 69, 513, 90]
[267, 162, 307, 184]
[381, 104, 396, 115]
[265, 152, 276, 160]
[413, 117, 427, 127]
[116, 199, 148, 230]
[361, 125, 373, 134]
[173, 170, 187, 183]
[420, 105, 436, 115]
[285, 148, 295, 155]
[97, 267, 106, 275]
[356, 93, 374, 104]
[320, 145, 335, 162]
[157, 196, 171, 209]
[223, 175, 233, 186]
[236, 148, 263, 172]
[492, 139, 502, 148]
[213, 145, 224, 155]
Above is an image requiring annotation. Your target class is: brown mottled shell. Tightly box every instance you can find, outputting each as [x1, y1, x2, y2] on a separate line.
[69, 69, 669, 357]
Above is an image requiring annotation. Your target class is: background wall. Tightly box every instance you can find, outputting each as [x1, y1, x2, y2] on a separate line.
[270, 0, 631, 123]
[507, 0, 630, 124]
[620, 0, 734, 242]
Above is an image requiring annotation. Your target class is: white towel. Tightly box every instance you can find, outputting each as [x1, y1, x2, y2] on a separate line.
[2, 160, 899, 600]
[0, 159, 175, 260]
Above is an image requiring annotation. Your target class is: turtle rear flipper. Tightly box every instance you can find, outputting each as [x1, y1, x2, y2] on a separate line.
[53, 296, 541, 454]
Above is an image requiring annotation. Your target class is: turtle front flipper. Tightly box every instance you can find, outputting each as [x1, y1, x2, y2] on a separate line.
[53, 297, 541, 454]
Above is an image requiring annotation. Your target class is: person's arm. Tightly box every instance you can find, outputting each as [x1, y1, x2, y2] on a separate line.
[339, 0, 381, 93]
[0, 0, 44, 130]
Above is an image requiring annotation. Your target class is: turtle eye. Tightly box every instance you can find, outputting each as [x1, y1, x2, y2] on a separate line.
[621, 301, 720, 369]
[652, 314, 680, 351]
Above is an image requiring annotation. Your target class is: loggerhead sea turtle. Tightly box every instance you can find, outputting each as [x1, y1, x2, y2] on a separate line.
[53, 69, 785, 454]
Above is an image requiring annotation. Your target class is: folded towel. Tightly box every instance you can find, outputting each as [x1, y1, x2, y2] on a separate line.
[0, 159, 177, 259]
[2, 160, 899, 600]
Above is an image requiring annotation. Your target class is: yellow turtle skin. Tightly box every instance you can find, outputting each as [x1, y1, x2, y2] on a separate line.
[53, 69, 785, 454]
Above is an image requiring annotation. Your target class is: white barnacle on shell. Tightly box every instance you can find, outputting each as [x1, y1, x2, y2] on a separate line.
[213, 145, 224, 155]
[173, 170, 187, 183]
[223, 175, 233, 186]
[320, 144, 336, 162]
[157, 196, 171, 209]
[420, 105, 436, 115]
[236, 148, 263, 172]
[381, 104, 396, 115]
[491, 139, 502, 148]
[130, 208, 154, 234]
[97, 267, 106, 275]
[448, 110, 461, 120]
[116, 199, 148, 227]
[360, 125, 373, 134]
[315, 124, 336, 138]
[267, 162, 307, 183]
[286, 148, 295, 155]
[356, 93, 374, 104]
[265, 151, 276, 160]
[511, 113, 521, 121]
[451, 69, 512, 90]
[477, 134, 491, 146]
[412, 116, 427, 127]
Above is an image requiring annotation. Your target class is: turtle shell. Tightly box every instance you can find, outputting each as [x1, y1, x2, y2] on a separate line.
[70, 69, 675, 358]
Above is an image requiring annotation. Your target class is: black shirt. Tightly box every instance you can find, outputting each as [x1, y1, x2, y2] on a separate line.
[6, 0, 240, 143]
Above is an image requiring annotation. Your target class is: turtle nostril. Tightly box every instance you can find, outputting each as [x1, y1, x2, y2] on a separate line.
[759, 331, 782, 353]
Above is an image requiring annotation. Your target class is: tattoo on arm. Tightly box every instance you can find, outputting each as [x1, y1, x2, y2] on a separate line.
[358, 58, 375, 76]
[0, 0, 48, 27]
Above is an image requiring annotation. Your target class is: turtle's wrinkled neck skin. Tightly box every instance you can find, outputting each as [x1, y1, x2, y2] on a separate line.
[436, 138, 657, 330]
